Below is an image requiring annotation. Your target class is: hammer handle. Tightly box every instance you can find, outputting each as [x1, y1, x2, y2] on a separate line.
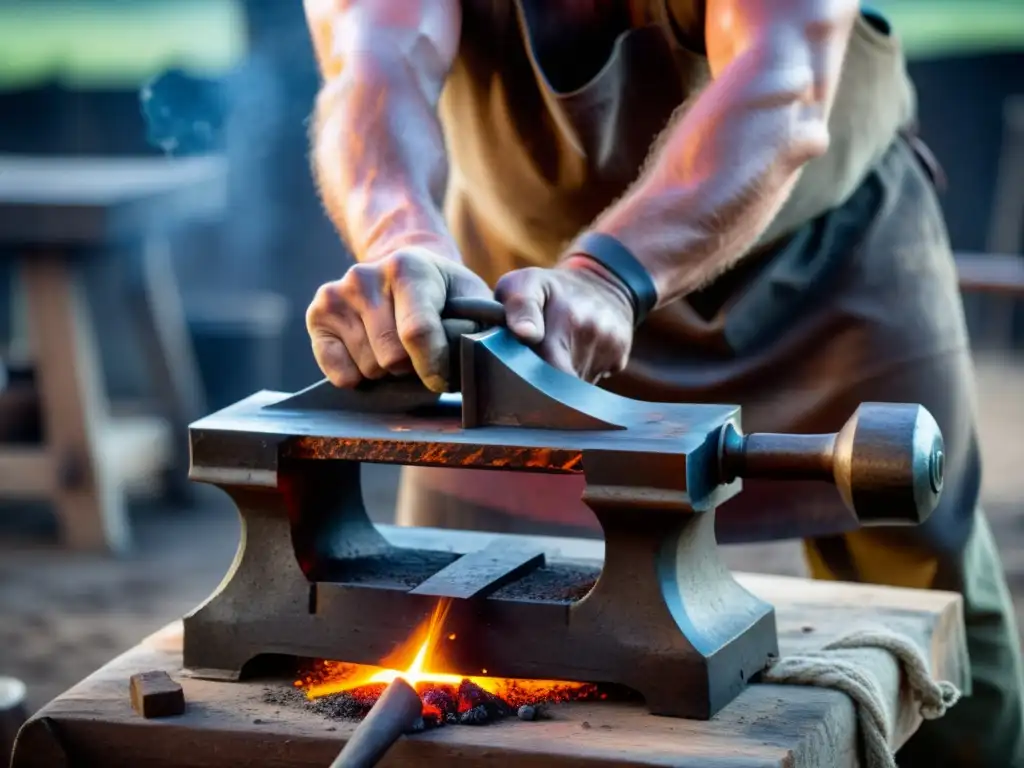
[441, 297, 507, 329]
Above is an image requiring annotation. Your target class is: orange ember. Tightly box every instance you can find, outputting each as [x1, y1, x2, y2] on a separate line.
[294, 600, 600, 718]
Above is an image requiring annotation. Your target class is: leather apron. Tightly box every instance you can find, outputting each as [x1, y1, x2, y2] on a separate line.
[395, 0, 981, 554]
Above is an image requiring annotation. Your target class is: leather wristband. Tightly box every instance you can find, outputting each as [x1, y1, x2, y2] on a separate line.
[570, 231, 658, 328]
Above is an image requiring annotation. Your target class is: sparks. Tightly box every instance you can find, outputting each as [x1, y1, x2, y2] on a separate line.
[296, 599, 595, 709]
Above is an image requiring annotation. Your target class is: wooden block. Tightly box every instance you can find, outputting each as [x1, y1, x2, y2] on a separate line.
[409, 542, 546, 600]
[129, 671, 184, 719]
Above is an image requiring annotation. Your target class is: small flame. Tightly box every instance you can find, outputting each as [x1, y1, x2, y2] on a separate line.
[296, 599, 595, 709]
[302, 599, 463, 697]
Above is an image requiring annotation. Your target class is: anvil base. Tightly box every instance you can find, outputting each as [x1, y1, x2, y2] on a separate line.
[183, 463, 778, 720]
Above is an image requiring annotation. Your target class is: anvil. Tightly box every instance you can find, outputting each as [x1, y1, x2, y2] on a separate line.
[183, 298, 945, 719]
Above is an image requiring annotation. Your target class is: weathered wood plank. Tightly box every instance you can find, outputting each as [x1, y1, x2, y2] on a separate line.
[409, 541, 546, 599]
[11, 545, 967, 768]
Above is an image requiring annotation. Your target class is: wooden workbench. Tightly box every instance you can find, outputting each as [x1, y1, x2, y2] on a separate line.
[11, 527, 968, 768]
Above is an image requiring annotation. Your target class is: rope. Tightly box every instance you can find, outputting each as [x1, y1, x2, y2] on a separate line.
[762, 628, 962, 768]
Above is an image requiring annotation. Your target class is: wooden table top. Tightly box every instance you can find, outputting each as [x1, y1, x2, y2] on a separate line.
[11, 527, 968, 768]
[956, 252, 1024, 297]
[0, 154, 227, 246]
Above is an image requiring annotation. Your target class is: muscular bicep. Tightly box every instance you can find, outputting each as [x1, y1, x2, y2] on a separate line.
[304, 0, 461, 99]
[704, 0, 858, 117]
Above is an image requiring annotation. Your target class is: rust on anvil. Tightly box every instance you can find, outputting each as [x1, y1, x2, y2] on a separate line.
[283, 436, 585, 473]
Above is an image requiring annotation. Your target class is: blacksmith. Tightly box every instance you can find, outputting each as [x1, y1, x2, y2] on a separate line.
[301, 1, 1024, 763]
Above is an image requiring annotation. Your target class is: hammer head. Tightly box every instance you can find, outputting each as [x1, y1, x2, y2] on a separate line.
[832, 402, 945, 526]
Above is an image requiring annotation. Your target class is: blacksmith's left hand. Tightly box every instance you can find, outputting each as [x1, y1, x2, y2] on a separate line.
[494, 257, 636, 384]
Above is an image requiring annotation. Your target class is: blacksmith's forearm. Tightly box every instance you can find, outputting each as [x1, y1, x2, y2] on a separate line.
[312, 59, 458, 264]
[304, 0, 462, 264]
[586, 1, 857, 308]
[589, 65, 827, 303]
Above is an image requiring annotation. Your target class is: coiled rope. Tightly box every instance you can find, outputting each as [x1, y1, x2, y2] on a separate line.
[763, 628, 962, 768]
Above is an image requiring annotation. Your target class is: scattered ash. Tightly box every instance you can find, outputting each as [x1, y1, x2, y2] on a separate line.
[490, 564, 600, 603]
[264, 679, 568, 729]
[263, 683, 384, 721]
[263, 686, 308, 710]
[314, 550, 459, 590]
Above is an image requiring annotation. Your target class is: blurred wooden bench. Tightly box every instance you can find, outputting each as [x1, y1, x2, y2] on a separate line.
[960, 95, 1024, 343]
[0, 155, 226, 552]
[956, 252, 1024, 296]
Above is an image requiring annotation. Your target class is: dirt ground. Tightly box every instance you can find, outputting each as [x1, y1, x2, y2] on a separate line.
[1, 353, 1022, 717]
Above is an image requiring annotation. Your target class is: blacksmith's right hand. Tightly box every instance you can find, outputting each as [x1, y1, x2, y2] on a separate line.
[306, 247, 491, 394]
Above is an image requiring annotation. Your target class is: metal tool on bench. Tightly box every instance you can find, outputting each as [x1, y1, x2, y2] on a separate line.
[183, 297, 945, 720]
[330, 678, 423, 768]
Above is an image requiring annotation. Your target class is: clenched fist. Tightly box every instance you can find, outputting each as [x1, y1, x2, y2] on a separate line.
[306, 247, 491, 393]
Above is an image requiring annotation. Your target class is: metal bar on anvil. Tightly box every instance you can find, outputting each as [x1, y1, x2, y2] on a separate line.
[409, 542, 546, 600]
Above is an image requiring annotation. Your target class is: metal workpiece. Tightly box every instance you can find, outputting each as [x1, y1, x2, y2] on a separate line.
[183, 297, 946, 720]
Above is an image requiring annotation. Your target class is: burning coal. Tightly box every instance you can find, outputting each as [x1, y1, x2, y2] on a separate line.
[291, 600, 605, 726]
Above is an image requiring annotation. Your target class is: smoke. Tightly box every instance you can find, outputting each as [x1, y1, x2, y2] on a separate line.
[135, 57, 311, 288]
[139, 68, 230, 157]
[136, 13, 340, 389]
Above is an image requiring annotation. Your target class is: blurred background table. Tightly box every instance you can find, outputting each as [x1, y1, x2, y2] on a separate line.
[0, 0, 252, 555]
[0, 155, 226, 553]
[873, 0, 1024, 348]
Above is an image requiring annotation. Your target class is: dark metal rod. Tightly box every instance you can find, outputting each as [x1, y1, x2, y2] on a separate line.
[442, 297, 507, 328]
[720, 426, 836, 482]
[330, 677, 423, 768]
